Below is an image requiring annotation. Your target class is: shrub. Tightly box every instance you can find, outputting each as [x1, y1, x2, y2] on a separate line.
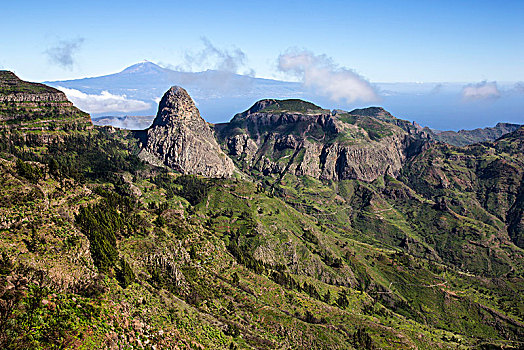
[16, 159, 43, 183]
[174, 175, 208, 205]
[116, 258, 135, 289]
[75, 204, 120, 273]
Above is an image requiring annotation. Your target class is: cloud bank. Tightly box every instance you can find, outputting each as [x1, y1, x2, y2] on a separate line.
[92, 116, 154, 130]
[461, 81, 500, 101]
[45, 38, 85, 69]
[278, 50, 379, 103]
[56, 87, 150, 114]
[164, 38, 256, 92]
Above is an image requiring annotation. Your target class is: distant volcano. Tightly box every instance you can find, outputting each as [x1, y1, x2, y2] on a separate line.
[46, 61, 305, 122]
[46, 61, 524, 130]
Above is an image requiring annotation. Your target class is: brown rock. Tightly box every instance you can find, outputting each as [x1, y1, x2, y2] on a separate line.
[143, 86, 236, 178]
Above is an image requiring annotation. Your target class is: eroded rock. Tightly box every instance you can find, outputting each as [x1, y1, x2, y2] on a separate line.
[143, 86, 235, 178]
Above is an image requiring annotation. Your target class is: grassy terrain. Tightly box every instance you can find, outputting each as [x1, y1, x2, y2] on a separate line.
[258, 99, 326, 114]
[1, 128, 522, 348]
[0, 71, 61, 95]
[1, 75, 523, 348]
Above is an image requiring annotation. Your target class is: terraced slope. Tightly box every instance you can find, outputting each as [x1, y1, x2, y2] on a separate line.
[0, 71, 92, 141]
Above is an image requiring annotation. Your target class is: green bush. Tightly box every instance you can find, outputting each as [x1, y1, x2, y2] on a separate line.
[75, 204, 120, 273]
[16, 159, 43, 183]
[152, 173, 209, 205]
[116, 258, 135, 289]
[174, 175, 209, 205]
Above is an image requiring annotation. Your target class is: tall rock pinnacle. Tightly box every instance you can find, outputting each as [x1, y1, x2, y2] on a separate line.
[143, 86, 235, 178]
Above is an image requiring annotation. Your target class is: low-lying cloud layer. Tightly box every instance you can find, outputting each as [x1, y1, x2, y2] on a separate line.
[92, 115, 154, 130]
[45, 38, 85, 69]
[278, 50, 379, 103]
[461, 81, 500, 101]
[56, 87, 150, 114]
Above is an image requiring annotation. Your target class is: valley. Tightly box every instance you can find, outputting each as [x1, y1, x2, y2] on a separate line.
[0, 72, 523, 349]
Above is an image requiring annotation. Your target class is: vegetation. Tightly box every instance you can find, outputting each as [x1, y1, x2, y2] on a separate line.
[152, 173, 209, 205]
[0, 71, 60, 95]
[258, 99, 325, 113]
[0, 75, 523, 349]
[357, 116, 394, 140]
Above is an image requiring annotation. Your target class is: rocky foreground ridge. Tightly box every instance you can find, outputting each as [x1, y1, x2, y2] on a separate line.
[0, 71, 92, 139]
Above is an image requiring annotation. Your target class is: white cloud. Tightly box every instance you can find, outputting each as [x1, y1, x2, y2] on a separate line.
[461, 81, 500, 101]
[56, 86, 151, 114]
[278, 50, 379, 103]
[92, 116, 154, 130]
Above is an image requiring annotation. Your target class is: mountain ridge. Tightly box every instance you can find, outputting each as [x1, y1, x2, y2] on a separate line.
[1, 77, 523, 349]
[140, 88, 521, 182]
[432, 122, 522, 146]
[43, 61, 524, 131]
[0, 71, 92, 141]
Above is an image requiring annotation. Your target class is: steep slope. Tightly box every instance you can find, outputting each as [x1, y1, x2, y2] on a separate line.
[141, 86, 235, 178]
[0, 71, 92, 139]
[255, 127, 524, 278]
[402, 127, 524, 249]
[2, 148, 522, 348]
[1, 77, 523, 349]
[215, 100, 428, 183]
[211, 101, 524, 274]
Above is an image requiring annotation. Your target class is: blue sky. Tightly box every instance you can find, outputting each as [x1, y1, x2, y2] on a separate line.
[1, 0, 523, 83]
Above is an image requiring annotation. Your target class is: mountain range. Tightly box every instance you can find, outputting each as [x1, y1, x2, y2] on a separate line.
[46, 61, 524, 130]
[1, 71, 523, 349]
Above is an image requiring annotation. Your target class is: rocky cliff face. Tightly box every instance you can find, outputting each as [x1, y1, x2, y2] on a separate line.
[0, 70, 73, 107]
[143, 86, 235, 178]
[0, 71, 92, 140]
[215, 100, 426, 182]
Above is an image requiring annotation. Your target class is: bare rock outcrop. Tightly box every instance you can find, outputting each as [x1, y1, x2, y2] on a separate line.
[216, 101, 420, 182]
[143, 86, 235, 178]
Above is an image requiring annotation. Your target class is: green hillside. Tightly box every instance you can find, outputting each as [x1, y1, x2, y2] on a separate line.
[0, 76, 523, 349]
